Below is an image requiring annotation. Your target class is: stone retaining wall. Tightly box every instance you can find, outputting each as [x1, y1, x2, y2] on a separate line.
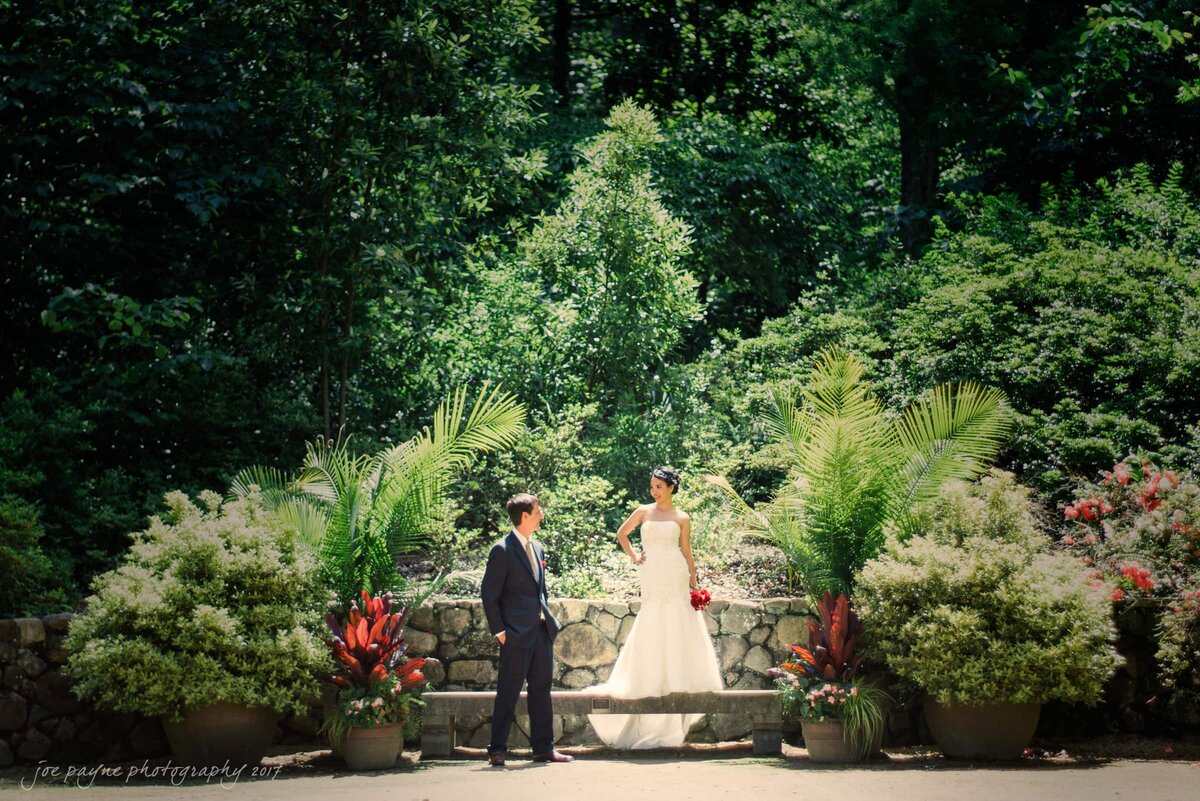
[0, 615, 169, 768]
[0, 599, 807, 765]
[402, 598, 810, 748]
[1, 597, 1176, 766]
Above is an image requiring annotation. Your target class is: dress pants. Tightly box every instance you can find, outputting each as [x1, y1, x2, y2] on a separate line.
[489, 622, 553, 754]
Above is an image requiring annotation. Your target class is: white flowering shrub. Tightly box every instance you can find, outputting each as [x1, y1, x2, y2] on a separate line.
[856, 471, 1120, 705]
[64, 490, 329, 719]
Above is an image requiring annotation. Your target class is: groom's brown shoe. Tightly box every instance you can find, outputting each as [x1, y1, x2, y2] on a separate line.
[487, 750, 506, 767]
[531, 749, 574, 763]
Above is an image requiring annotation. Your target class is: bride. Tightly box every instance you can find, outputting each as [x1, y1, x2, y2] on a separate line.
[587, 467, 723, 749]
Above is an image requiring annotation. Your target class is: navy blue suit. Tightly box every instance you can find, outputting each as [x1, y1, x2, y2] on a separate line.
[481, 530, 560, 754]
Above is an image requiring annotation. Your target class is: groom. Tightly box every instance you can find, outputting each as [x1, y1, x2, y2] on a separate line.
[480, 493, 573, 766]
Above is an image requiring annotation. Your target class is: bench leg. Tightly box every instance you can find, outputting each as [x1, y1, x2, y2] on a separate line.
[752, 721, 782, 756]
[420, 713, 456, 757]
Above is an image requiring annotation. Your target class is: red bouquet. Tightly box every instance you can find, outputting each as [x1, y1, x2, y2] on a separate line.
[690, 588, 712, 611]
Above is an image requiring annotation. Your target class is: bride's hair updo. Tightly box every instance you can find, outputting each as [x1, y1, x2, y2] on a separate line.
[651, 466, 681, 494]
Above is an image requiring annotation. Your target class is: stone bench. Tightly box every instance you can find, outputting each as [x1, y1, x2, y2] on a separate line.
[420, 690, 783, 757]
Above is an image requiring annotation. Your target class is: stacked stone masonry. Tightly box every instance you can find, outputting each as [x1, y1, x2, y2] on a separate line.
[402, 598, 810, 748]
[0, 597, 1164, 765]
[0, 599, 808, 764]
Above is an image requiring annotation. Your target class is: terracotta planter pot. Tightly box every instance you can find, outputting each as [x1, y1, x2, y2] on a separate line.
[800, 719, 862, 763]
[161, 701, 278, 767]
[342, 722, 405, 771]
[923, 697, 1040, 760]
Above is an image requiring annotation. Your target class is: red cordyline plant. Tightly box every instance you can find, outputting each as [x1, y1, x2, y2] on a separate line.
[767, 592, 885, 753]
[322, 590, 427, 745]
[776, 591, 864, 681]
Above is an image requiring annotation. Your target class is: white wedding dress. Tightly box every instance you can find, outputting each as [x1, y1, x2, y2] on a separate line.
[587, 519, 724, 748]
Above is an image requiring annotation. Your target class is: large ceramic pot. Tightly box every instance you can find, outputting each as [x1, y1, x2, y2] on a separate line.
[342, 722, 405, 771]
[800, 719, 862, 763]
[923, 697, 1040, 760]
[161, 701, 278, 767]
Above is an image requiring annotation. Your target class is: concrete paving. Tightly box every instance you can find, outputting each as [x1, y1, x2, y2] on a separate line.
[3, 746, 1198, 801]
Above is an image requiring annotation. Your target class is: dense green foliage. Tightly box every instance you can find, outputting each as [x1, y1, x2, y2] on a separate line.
[0, 495, 67, 618]
[1158, 590, 1200, 726]
[3, 0, 1200, 634]
[857, 471, 1120, 705]
[890, 168, 1200, 495]
[63, 491, 328, 719]
[1, 0, 547, 598]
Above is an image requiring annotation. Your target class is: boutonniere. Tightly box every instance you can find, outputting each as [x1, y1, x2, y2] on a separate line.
[540, 559, 547, 568]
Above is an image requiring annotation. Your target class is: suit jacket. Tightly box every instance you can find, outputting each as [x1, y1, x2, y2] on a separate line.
[481, 530, 560, 648]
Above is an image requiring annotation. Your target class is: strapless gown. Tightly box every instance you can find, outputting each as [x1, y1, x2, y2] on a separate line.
[586, 519, 723, 748]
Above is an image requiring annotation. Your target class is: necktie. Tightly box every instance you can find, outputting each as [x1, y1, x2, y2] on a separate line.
[525, 538, 538, 577]
[525, 538, 545, 621]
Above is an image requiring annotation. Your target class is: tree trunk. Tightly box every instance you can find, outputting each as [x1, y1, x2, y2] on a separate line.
[691, 0, 703, 119]
[320, 295, 331, 438]
[339, 278, 354, 431]
[552, 0, 572, 105]
[896, 69, 938, 255]
[895, 0, 939, 256]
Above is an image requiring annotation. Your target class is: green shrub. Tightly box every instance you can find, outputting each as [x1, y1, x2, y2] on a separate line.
[890, 168, 1200, 497]
[1158, 587, 1200, 726]
[0, 495, 72, 617]
[856, 471, 1120, 705]
[536, 475, 627, 580]
[64, 490, 329, 720]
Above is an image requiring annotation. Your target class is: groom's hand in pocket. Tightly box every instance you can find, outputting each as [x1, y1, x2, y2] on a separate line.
[496, 631, 507, 645]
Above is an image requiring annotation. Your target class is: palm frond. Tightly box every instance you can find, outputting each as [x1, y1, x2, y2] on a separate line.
[272, 497, 331, 546]
[373, 384, 525, 557]
[886, 381, 1012, 536]
[241, 387, 524, 603]
[801, 347, 872, 422]
[706, 350, 1012, 598]
[390, 572, 448, 610]
[227, 465, 310, 524]
[296, 433, 367, 504]
[702, 475, 772, 533]
[228, 465, 292, 500]
[792, 412, 891, 595]
[764, 386, 810, 459]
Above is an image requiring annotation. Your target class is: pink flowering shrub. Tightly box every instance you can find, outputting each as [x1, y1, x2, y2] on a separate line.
[1059, 456, 1200, 598]
[1059, 456, 1200, 723]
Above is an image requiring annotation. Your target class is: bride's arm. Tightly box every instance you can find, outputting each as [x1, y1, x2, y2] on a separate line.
[616, 507, 648, 564]
[679, 515, 699, 589]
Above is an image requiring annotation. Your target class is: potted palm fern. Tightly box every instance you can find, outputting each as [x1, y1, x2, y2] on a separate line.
[708, 346, 1012, 598]
[232, 384, 526, 607]
[710, 348, 1010, 755]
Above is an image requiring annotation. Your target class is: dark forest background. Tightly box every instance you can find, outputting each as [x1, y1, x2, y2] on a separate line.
[3, 0, 1200, 614]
